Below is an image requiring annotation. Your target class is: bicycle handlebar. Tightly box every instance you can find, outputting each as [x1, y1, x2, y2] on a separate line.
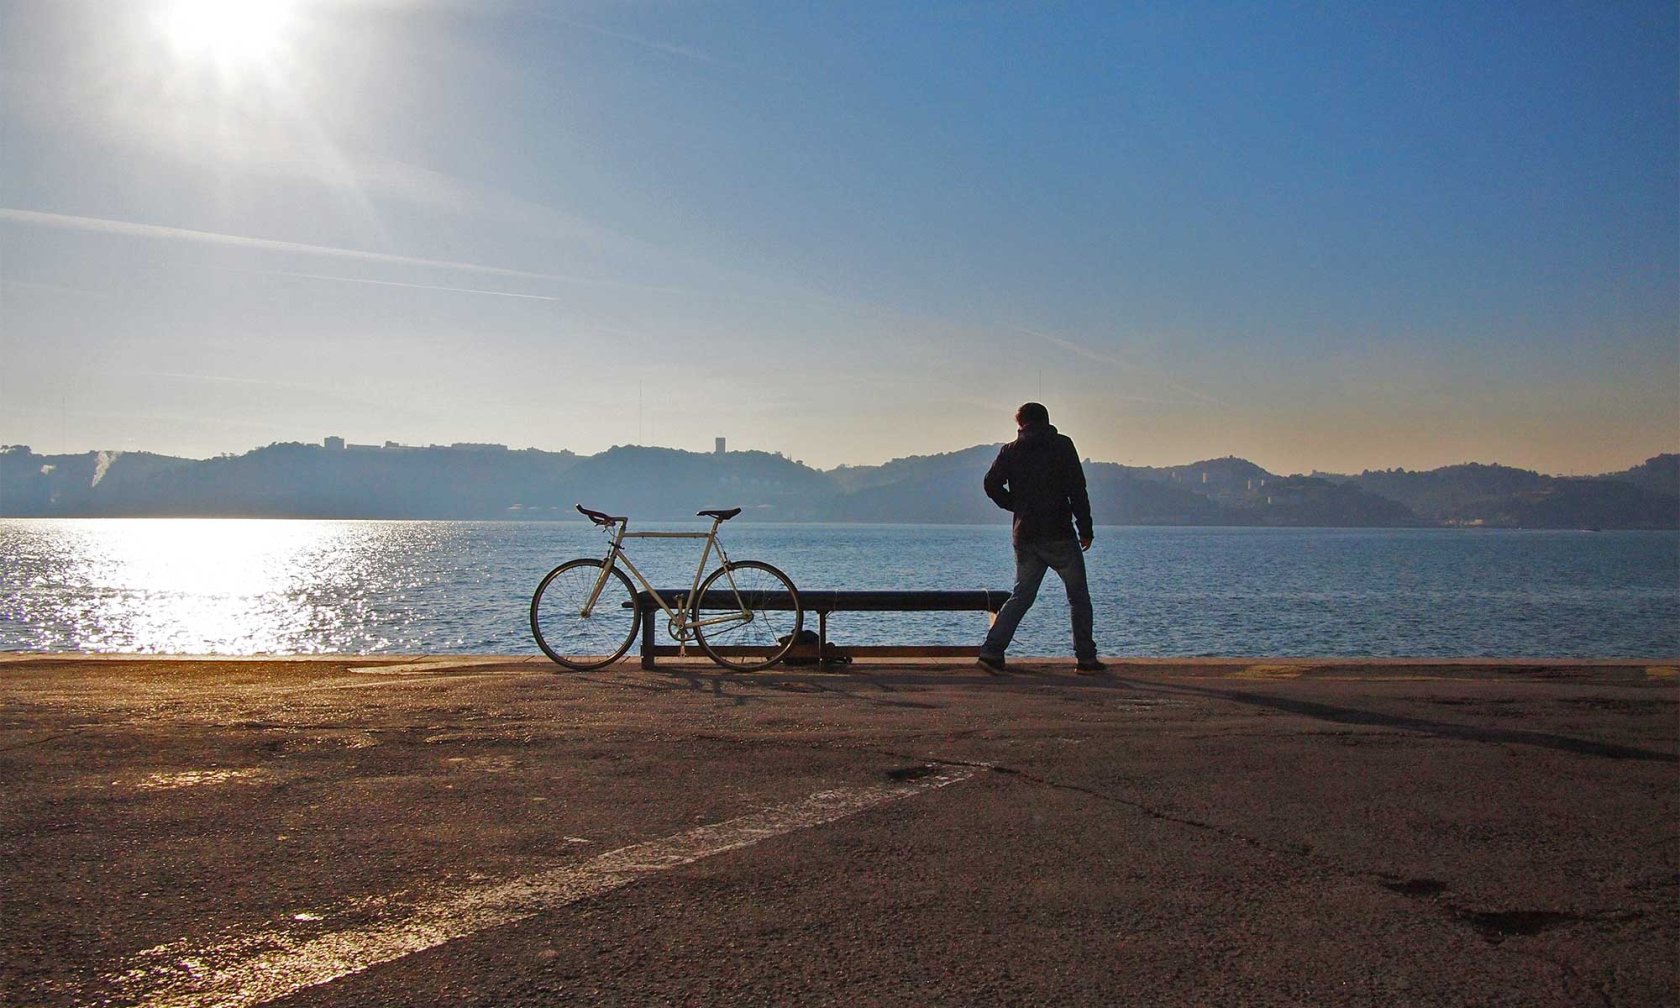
[576, 505, 626, 526]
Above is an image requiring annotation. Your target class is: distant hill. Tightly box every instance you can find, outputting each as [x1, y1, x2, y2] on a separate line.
[1087, 464, 1229, 525]
[1124, 456, 1274, 505]
[1340, 462, 1553, 518]
[1598, 454, 1680, 498]
[0, 442, 582, 519]
[1222, 475, 1422, 527]
[1334, 459, 1678, 529]
[0, 449, 196, 515]
[1, 441, 1674, 528]
[1093, 457, 1414, 526]
[827, 444, 1002, 495]
[1473, 479, 1679, 530]
[555, 445, 833, 521]
[820, 459, 1006, 524]
[822, 448, 1236, 525]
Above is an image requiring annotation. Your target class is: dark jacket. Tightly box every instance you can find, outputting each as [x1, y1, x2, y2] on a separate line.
[983, 422, 1094, 544]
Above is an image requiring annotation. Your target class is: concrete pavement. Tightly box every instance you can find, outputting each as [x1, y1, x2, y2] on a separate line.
[1, 655, 1674, 1006]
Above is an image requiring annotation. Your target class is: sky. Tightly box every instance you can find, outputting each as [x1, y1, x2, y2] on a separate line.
[1, 0, 1675, 475]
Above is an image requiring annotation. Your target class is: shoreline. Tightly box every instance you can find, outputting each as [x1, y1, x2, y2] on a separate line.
[5, 515, 1680, 530]
[2, 652, 1674, 685]
[2, 652, 1672, 664]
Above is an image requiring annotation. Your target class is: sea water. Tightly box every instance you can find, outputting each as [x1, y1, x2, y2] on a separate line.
[0, 519, 1675, 658]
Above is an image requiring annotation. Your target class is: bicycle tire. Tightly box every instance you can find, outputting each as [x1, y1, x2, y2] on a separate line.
[692, 560, 802, 671]
[530, 559, 640, 670]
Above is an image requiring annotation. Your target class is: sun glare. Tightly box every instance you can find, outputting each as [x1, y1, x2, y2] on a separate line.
[160, 0, 297, 72]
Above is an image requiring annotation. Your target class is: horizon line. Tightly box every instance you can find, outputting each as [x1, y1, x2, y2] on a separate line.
[1, 438, 1671, 480]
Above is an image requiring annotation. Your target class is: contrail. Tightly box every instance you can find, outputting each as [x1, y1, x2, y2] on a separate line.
[1013, 326, 1225, 406]
[223, 268, 566, 302]
[529, 12, 802, 86]
[0, 207, 551, 277]
[0, 207, 661, 293]
[0, 277, 110, 298]
[536, 13, 727, 66]
[0, 206, 825, 305]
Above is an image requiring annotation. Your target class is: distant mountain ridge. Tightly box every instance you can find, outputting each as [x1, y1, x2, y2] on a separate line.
[1323, 461, 1680, 528]
[1, 441, 1675, 529]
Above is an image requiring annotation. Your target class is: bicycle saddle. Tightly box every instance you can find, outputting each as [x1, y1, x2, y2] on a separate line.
[576, 505, 626, 526]
[697, 508, 742, 521]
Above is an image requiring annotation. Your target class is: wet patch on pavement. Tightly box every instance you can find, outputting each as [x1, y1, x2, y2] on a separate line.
[1453, 908, 1584, 943]
[1379, 877, 1450, 898]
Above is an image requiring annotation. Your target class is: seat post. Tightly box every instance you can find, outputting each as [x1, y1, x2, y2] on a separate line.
[708, 514, 730, 558]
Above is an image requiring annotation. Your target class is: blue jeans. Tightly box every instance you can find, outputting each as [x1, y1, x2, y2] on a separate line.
[981, 539, 1097, 662]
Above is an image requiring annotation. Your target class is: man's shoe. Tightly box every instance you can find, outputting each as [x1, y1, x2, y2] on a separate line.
[976, 654, 1007, 675]
[1076, 658, 1107, 674]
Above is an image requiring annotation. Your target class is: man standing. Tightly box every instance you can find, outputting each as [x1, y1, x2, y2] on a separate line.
[978, 402, 1105, 674]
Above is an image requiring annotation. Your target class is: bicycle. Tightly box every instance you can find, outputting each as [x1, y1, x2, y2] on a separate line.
[530, 505, 804, 671]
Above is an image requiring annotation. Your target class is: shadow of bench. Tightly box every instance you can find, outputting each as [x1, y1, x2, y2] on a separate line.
[633, 589, 1010, 669]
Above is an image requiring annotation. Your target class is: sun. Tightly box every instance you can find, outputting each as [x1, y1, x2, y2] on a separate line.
[159, 0, 298, 72]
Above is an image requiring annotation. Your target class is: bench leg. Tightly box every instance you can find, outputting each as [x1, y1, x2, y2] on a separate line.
[640, 606, 656, 670]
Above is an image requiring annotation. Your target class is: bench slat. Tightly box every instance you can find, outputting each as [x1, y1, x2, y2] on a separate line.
[633, 590, 1008, 612]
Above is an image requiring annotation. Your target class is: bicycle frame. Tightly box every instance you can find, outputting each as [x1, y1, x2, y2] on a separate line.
[580, 516, 748, 636]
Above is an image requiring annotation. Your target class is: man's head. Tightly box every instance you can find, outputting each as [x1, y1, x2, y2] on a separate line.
[1015, 402, 1050, 429]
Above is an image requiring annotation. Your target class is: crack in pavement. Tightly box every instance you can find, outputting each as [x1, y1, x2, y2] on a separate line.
[836, 740, 1660, 990]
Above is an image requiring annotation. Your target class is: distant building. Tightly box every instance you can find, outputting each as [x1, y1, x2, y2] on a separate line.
[715, 437, 726, 454]
[450, 442, 508, 452]
[323, 436, 345, 451]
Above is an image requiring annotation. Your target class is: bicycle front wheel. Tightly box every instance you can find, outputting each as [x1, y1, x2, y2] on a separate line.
[530, 559, 640, 670]
[692, 561, 802, 671]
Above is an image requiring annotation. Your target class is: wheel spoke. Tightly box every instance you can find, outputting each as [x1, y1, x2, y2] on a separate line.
[693, 562, 800, 671]
[530, 560, 638, 669]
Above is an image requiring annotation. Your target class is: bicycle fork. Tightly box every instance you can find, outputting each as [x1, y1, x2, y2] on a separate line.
[579, 523, 631, 619]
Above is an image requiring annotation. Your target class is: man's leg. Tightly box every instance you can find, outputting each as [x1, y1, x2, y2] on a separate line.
[1041, 540, 1098, 662]
[981, 543, 1050, 661]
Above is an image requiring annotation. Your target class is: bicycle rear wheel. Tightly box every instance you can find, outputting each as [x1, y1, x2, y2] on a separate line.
[692, 561, 802, 671]
[530, 559, 640, 670]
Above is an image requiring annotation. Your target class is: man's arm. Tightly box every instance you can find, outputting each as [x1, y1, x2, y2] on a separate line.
[1063, 438, 1094, 545]
[983, 447, 1013, 511]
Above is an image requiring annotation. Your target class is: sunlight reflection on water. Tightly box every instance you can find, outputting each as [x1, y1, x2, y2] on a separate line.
[1, 519, 1676, 657]
[3, 519, 416, 654]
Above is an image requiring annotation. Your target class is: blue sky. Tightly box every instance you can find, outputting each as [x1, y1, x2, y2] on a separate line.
[1, 0, 1674, 474]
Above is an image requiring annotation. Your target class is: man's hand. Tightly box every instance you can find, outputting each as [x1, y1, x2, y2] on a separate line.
[1080, 537, 1093, 552]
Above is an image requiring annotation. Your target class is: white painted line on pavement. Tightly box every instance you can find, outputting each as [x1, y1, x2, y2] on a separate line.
[103, 765, 976, 1008]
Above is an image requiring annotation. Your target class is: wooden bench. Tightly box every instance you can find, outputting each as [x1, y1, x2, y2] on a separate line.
[633, 589, 1010, 669]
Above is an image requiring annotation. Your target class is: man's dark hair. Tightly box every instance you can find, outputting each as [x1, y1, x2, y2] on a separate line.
[1016, 402, 1050, 427]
